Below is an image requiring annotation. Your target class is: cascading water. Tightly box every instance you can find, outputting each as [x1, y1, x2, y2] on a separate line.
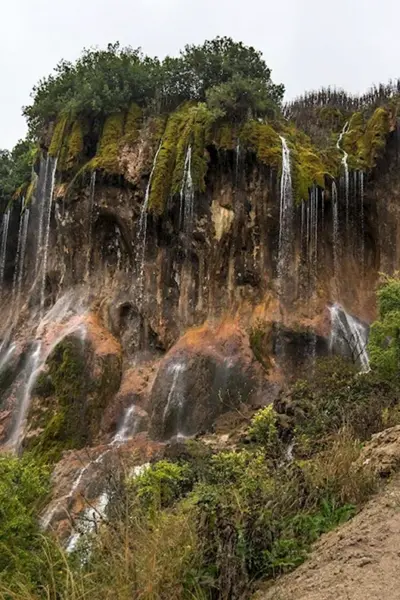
[34, 156, 50, 277]
[277, 136, 293, 296]
[235, 140, 240, 184]
[112, 405, 140, 444]
[85, 171, 97, 280]
[0, 209, 10, 286]
[336, 122, 349, 230]
[12, 203, 24, 299]
[0, 343, 15, 375]
[40, 157, 57, 317]
[137, 142, 162, 305]
[332, 181, 339, 277]
[359, 170, 365, 273]
[16, 208, 30, 312]
[179, 145, 195, 240]
[162, 361, 186, 438]
[7, 342, 42, 451]
[329, 303, 370, 372]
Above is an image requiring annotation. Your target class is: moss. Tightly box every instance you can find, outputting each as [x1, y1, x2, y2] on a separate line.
[27, 335, 122, 464]
[48, 115, 69, 157]
[91, 113, 125, 174]
[25, 180, 36, 205]
[171, 103, 214, 194]
[148, 103, 217, 214]
[64, 120, 84, 169]
[240, 119, 282, 169]
[285, 126, 334, 202]
[341, 107, 390, 170]
[214, 121, 236, 150]
[360, 107, 390, 169]
[26, 338, 91, 463]
[148, 110, 186, 214]
[123, 103, 142, 145]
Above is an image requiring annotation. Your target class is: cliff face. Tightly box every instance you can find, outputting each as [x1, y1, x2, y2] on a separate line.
[0, 111, 399, 539]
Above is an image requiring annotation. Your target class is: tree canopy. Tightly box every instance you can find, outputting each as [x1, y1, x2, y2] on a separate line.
[23, 37, 284, 135]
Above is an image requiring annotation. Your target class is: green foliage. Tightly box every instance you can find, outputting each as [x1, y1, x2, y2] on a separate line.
[368, 275, 400, 377]
[248, 405, 281, 457]
[206, 74, 280, 120]
[0, 454, 50, 585]
[133, 460, 193, 511]
[0, 140, 37, 210]
[24, 38, 283, 138]
[283, 356, 400, 456]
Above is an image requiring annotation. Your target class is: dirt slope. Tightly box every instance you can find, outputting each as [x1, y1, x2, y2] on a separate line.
[256, 474, 400, 600]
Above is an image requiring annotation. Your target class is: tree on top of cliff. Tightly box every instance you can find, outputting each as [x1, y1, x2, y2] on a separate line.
[23, 37, 284, 136]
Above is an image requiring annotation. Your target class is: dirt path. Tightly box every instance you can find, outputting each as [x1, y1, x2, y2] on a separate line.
[256, 475, 400, 600]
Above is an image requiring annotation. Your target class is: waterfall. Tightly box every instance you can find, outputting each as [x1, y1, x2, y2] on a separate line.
[235, 140, 240, 184]
[162, 361, 186, 438]
[332, 181, 339, 277]
[0, 343, 15, 375]
[12, 204, 24, 299]
[34, 156, 50, 277]
[137, 142, 162, 305]
[277, 137, 293, 295]
[360, 171, 365, 273]
[314, 187, 319, 271]
[0, 210, 10, 286]
[179, 145, 195, 239]
[329, 303, 370, 372]
[336, 122, 349, 230]
[85, 171, 96, 281]
[7, 342, 42, 451]
[300, 201, 305, 253]
[40, 157, 57, 316]
[16, 208, 30, 312]
[112, 405, 140, 444]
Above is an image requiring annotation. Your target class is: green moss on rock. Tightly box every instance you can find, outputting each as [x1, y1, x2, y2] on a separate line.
[240, 120, 282, 169]
[91, 113, 125, 174]
[26, 336, 122, 464]
[64, 120, 84, 169]
[123, 103, 143, 145]
[49, 115, 69, 158]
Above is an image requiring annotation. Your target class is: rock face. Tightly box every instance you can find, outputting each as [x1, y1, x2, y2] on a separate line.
[148, 322, 269, 440]
[0, 119, 400, 536]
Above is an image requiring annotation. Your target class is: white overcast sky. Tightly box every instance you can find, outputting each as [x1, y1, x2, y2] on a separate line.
[1, 0, 399, 149]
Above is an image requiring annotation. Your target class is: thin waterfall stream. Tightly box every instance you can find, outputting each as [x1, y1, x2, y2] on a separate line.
[0, 209, 10, 286]
[137, 142, 162, 306]
[336, 122, 350, 230]
[40, 157, 57, 317]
